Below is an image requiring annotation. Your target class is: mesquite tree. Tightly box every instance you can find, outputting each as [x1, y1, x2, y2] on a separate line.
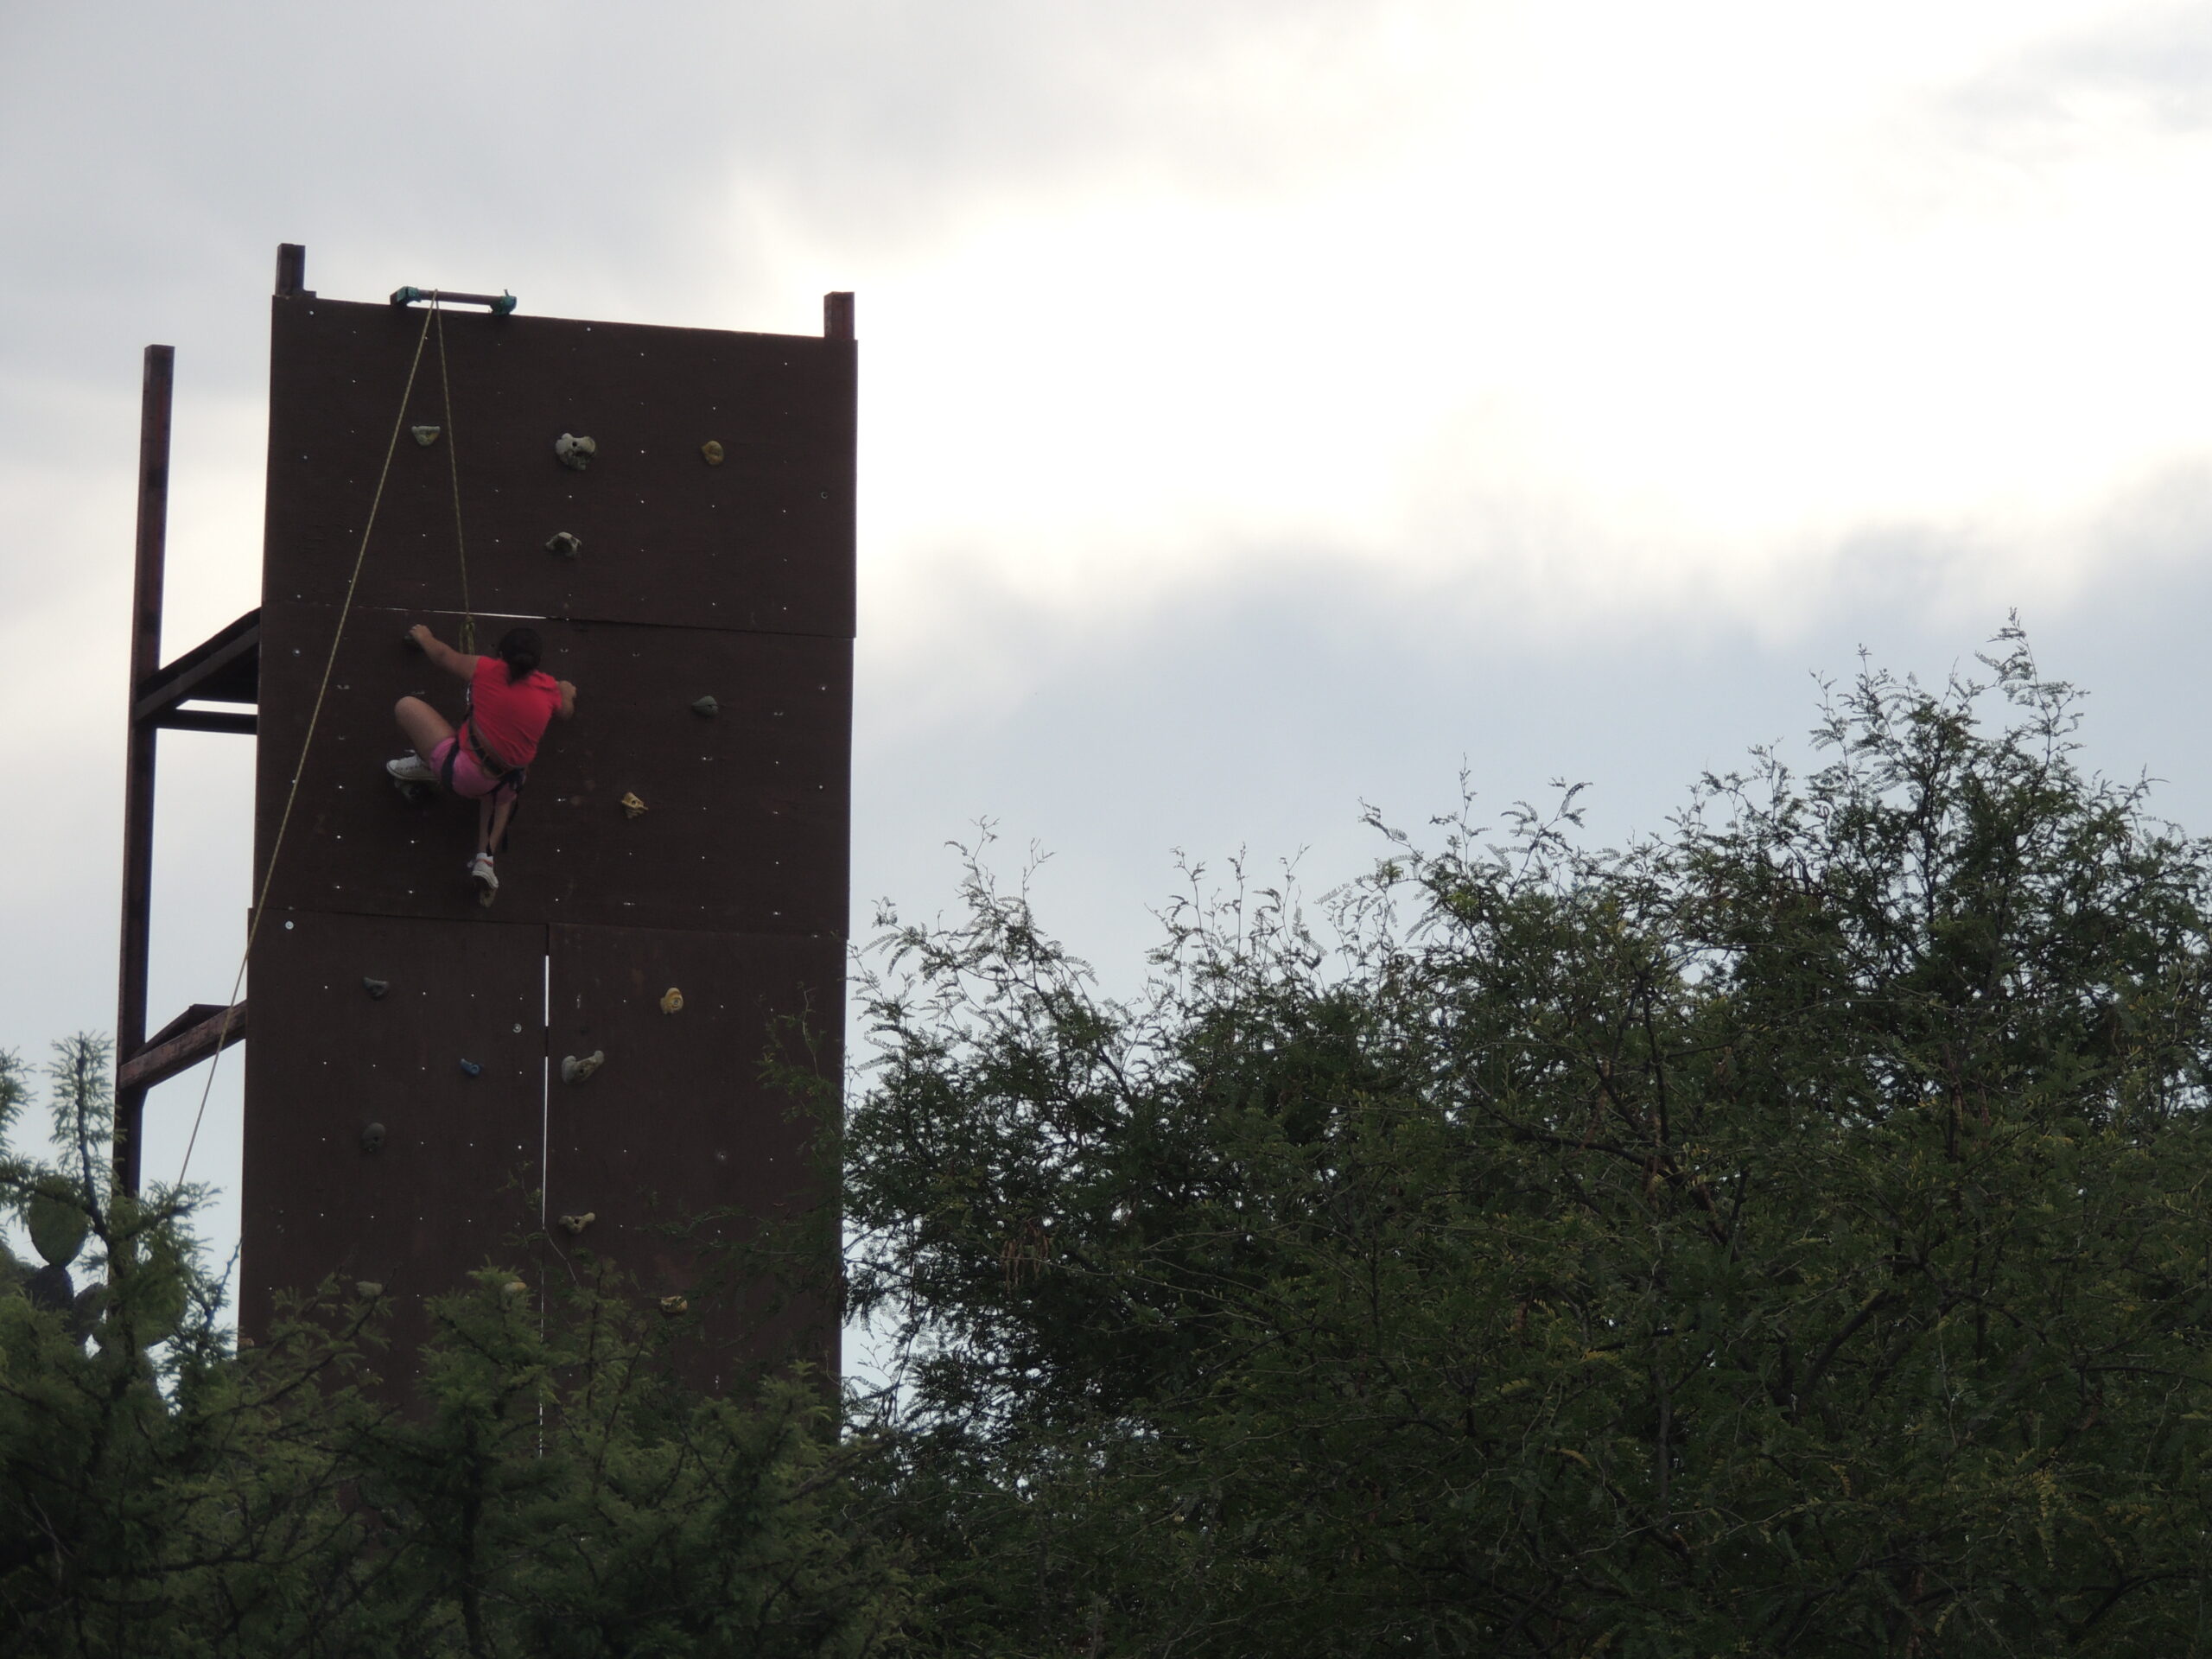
[0, 1040, 901, 1659]
[845, 630, 2212, 1656]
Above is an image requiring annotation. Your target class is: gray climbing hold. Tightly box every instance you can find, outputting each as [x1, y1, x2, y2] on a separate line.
[355, 1280, 384, 1300]
[410, 425, 441, 447]
[459, 1058, 483, 1078]
[363, 977, 389, 999]
[555, 433, 597, 471]
[360, 1122, 385, 1153]
[558, 1211, 596, 1236]
[690, 696, 719, 717]
[544, 531, 582, 558]
[561, 1050, 605, 1084]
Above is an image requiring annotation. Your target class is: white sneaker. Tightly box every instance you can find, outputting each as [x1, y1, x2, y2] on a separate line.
[387, 753, 436, 784]
[469, 853, 499, 898]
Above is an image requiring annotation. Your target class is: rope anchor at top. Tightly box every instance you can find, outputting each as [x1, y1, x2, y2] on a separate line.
[391, 285, 517, 315]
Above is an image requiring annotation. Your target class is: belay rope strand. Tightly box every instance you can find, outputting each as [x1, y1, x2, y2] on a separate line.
[176, 301, 454, 1185]
[433, 302, 477, 654]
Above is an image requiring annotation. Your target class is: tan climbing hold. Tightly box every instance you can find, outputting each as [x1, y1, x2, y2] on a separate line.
[620, 791, 648, 818]
[562, 1050, 605, 1084]
[504, 1280, 529, 1297]
[700, 440, 725, 465]
[658, 1294, 689, 1318]
[557, 1211, 596, 1236]
[660, 987, 683, 1015]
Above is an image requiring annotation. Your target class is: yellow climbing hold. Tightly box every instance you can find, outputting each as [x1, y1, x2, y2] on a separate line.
[658, 1294, 689, 1318]
[701, 440, 725, 465]
[620, 791, 648, 818]
[660, 987, 684, 1015]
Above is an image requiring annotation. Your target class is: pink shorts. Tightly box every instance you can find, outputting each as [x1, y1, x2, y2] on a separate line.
[429, 736, 504, 800]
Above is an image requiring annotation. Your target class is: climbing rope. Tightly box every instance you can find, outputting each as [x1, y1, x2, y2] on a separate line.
[176, 302, 443, 1185]
[433, 303, 477, 655]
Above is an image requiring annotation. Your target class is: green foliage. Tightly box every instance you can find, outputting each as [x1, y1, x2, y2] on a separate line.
[26, 1176, 89, 1269]
[0, 1039, 904, 1658]
[845, 630, 2212, 1655]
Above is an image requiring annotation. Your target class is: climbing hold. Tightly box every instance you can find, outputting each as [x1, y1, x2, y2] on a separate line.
[359, 1122, 386, 1153]
[660, 987, 684, 1015]
[401, 629, 424, 653]
[700, 440, 725, 466]
[477, 881, 497, 911]
[355, 1281, 384, 1300]
[544, 531, 582, 559]
[620, 791, 648, 818]
[410, 425, 442, 447]
[690, 696, 719, 718]
[555, 432, 597, 471]
[558, 1211, 596, 1236]
[504, 1280, 529, 1297]
[561, 1050, 605, 1084]
[658, 1295, 689, 1318]
[363, 977, 390, 999]
[459, 1058, 483, 1078]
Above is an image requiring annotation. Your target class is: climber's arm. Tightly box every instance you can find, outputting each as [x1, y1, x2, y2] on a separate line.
[410, 624, 477, 683]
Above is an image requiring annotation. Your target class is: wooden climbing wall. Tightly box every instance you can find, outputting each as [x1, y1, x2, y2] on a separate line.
[239, 291, 852, 1386]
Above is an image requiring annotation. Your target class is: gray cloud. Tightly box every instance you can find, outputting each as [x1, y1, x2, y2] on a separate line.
[1941, 3, 2212, 144]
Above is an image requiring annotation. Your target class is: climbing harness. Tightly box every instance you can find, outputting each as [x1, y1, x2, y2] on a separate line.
[437, 719, 528, 817]
[180, 295, 486, 1184]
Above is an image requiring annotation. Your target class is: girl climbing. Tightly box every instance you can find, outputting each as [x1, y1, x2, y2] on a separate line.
[386, 623, 576, 901]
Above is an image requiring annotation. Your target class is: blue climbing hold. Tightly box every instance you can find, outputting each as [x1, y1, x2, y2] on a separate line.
[459, 1058, 482, 1078]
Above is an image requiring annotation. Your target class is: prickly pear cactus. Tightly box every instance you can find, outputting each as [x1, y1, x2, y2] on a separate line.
[28, 1175, 89, 1268]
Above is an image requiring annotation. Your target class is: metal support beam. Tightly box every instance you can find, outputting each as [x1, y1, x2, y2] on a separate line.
[275, 244, 309, 301]
[117, 1001, 248, 1096]
[135, 607, 260, 728]
[115, 345, 173, 1194]
[153, 709, 257, 736]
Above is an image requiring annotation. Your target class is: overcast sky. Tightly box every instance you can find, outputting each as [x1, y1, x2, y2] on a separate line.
[7, 1, 2212, 1264]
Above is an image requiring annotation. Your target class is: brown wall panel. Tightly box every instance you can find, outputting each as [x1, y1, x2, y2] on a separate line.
[260, 298, 855, 637]
[239, 910, 548, 1361]
[252, 602, 851, 934]
[244, 284, 852, 1390]
[545, 925, 841, 1371]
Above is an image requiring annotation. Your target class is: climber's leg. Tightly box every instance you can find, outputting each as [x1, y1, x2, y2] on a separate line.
[393, 696, 454, 758]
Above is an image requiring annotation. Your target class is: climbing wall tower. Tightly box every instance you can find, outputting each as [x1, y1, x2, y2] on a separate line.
[236, 248, 853, 1378]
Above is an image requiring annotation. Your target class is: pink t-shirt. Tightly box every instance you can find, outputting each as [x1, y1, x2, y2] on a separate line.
[467, 657, 562, 769]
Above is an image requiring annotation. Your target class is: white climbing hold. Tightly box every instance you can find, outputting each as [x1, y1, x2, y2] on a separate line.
[555, 433, 597, 471]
